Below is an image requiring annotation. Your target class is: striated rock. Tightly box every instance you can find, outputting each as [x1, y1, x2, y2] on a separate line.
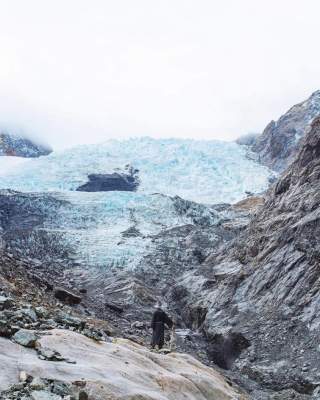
[251, 90, 320, 171]
[171, 117, 320, 397]
[0, 329, 248, 399]
[232, 196, 265, 211]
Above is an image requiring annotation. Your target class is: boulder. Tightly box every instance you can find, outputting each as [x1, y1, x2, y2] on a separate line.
[0, 295, 13, 310]
[54, 288, 82, 305]
[12, 329, 38, 348]
[30, 377, 46, 390]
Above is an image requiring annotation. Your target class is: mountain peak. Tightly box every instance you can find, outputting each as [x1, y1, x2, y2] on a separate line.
[0, 131, 52, 158]
[251, 90, 320, 171]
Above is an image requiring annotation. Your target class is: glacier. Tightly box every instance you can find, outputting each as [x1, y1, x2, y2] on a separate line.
[0, 138, 273, 269]
[0, 137, 272, 204]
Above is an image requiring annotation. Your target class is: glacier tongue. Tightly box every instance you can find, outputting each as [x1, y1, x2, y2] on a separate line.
[0, 137, 272, 204]
[0, 138, 273, 269]
[46, 191, 224, 269]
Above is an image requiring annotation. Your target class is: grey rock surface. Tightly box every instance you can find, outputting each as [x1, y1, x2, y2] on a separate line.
[76, 165, 139, 192]
[169, 117, 320, 397]
[252, 90, 320, 171]
[12, 329, 38, 348]
[54, 287, 82, 305]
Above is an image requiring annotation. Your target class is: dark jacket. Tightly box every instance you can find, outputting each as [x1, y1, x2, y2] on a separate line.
[151, 309, 173, 349]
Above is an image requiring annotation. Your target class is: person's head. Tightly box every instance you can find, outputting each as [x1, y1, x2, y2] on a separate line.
[155, 301, 163, 310]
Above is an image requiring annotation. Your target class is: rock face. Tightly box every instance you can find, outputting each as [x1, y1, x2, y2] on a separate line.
[0, 329, 247, 399]
[76, 168, 139, 192]
[170, 118, 320, 397]
[0, 190, 72, 263]
[0, 132, 52, 158]
[251, 90, 320, 171]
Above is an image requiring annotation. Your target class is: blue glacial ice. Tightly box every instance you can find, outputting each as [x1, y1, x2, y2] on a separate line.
[0, 138, 274, 269]
[0, 137, 272, 204]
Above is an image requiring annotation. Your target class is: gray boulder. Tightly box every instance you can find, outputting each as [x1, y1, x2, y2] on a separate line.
[0, 295, 13, 311]
[13, 329, 38, 348]
[54, 288, 82, 305]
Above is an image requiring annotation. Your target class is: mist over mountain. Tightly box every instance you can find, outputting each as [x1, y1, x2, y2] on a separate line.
[0, 131, 52, 158]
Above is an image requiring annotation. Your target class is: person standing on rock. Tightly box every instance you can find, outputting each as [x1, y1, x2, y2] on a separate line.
[151, 302, 173, 350]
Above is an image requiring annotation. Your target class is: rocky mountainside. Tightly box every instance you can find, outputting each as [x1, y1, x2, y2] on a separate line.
[250, 90, 320, 171]
[0, 132, 52, 158]
[61, 118, 320, 398]
[0, 115, 319, 399]
[164, 118, 320, 398]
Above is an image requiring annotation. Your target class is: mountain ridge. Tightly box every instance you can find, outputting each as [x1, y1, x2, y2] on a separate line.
[250, 90, 320, 171]
[0, 131, 52, 158]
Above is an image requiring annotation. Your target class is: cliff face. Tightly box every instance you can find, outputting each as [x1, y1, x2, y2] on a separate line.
[0, 132, 52, 157]
[238, 116, 320, 330]
[174, 118, 320, 398]
[252, 90, 320, 171]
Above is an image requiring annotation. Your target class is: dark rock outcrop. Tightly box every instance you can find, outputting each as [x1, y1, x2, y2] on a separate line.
[76, 166, 139, 192]
[251, 90, 320, 171]
[0, 132, 52, 158]
[0, 190, 73, 264]
[54, 287, 82, 305]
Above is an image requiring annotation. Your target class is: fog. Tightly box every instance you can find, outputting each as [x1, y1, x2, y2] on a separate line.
[0, 0, 320, 149]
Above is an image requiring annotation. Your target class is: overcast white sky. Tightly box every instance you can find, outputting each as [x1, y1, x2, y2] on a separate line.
[0, 0, 319, 149]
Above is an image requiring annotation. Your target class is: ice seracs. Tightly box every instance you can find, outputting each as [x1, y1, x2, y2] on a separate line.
[0, 137, 274, 270]
[0, 137, 272, 204]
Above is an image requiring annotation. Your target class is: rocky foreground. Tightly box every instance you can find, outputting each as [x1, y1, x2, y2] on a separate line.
[0, 271, 246, 400]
